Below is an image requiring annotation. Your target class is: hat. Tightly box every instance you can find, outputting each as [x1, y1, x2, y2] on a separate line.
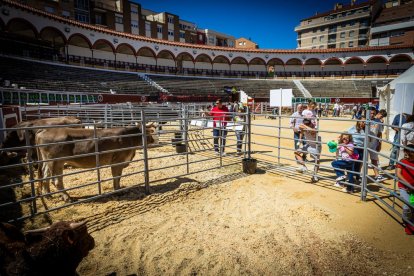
[327, 140, 338, 153]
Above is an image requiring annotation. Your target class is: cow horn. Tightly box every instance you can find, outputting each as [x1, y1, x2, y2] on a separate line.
[70, 221, 86, 229]
[25, 226, 50, 234]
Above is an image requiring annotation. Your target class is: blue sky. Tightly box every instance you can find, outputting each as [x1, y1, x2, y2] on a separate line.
[133, 0, 369, 49]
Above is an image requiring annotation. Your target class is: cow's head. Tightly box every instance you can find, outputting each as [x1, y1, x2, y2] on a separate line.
[24, 221, 95, 274]
[145, 123, 158, 144]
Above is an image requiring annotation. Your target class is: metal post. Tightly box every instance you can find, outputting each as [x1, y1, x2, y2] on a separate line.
[141, 110, 150, 194]
[247, 106, 252, 160]
[361, 109, 370, 201]
[93, 123, 102, 195]
[24, 129, 37, 215]
[184, 106, 190, 174]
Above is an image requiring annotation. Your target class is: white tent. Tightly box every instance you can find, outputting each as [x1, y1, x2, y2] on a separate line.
[378, 65, 414, 140]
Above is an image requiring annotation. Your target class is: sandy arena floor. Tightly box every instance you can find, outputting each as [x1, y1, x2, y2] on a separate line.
[15, 116, 413, 275]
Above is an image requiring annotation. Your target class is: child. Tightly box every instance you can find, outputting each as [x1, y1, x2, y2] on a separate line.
[331, 133, 357, 188]
[295, 118, 321, 183]
[396, 144, 414, 235]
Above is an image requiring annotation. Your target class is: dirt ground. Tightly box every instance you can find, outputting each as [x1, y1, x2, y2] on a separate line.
[11, 116, 414, 275]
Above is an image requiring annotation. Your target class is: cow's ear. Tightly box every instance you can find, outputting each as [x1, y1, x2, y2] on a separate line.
[63, 229, 75, 245]
[16, 122, 30, 141]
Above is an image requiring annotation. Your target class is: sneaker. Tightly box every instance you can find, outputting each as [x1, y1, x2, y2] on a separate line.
[215, 151, 220, 156]
[296, 166, 308, 173]
[385, 165, 395, 171]
[341, 187, 353, 193]
[221, 152, 226, 157]
[375, 175, 386, 182]
[334, 182, 343, 188]
[311, 176, 319, 183]
[335, 175, 347, 181]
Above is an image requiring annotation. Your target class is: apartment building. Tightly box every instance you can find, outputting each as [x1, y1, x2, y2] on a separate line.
[370, 0, 414, 46]
[295, 0, 382, 49]
[18, 0, 235, 47]
[235, 38, 259, 49]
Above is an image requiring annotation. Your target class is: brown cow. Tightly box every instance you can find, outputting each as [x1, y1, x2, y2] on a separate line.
[0, 221, 94, 276]
[35, 124, 157, 201]
[1, 116, 82, 165]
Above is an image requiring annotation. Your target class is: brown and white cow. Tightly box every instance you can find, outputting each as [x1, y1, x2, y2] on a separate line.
[35, 124, 157, 201]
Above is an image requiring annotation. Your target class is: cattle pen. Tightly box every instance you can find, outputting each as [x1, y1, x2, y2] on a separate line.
[0, 103, 413, 275]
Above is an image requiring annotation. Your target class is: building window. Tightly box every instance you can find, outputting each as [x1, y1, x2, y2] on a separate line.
[340, 32, 345, 38]
[312, 28, 317, 33]
[180, 32, 185, 39]
[319, 45, 324, 49]
[312, 37, 317, 43]
[349, 30, 355, 37]
[319, 35, 324, 42]
[208, 37, 215, 44]
[115, 16, 123, 24]
[348, 41, 354, 47]
[95, 14, 103, 25]
[168, 30, 174, 36]
[75, 13, 89, 23]
[349, 20, 355, 26]
[145, 22, 151, 32]
[62, 10, 70, 17]
[45, 6, 55, 13]
[75, 0, 89, 10]
[131, 5, 138, 14]
[131, 20, 138, 28]
[340, 42, 345, 48]
[157, 25, 163, 33]
[168, 16, 174, 24]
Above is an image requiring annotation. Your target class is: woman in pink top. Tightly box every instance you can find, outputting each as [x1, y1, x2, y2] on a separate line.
[209, 99, 229, 155]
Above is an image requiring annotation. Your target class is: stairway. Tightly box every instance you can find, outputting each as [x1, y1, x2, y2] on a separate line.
[138, 73, 170, 95]
[293, 80, 312, 98]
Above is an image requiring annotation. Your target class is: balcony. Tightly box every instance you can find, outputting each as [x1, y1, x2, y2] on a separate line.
[295, 10, 370, 31]
[93, 1, 121, 12]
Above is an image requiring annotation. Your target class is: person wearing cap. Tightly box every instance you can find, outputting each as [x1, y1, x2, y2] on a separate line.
[209, 99, 230, 156]
[295, 118, 321, 183]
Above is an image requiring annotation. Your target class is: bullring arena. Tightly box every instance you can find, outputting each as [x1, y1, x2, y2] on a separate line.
[0, 0, 414, 275]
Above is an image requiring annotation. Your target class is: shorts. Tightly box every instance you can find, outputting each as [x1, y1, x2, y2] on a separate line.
[368, 142, 379, 160]
[301, 144, 320, 159]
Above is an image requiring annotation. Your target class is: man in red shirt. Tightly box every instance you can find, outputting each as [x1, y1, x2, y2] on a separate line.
[210, 99, 230, 156]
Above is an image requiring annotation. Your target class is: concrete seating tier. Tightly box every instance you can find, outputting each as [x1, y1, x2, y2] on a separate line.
[0, 57, 157, 95]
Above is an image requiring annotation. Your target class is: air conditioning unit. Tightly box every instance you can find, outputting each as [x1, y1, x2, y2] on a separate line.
[4, 80, 10, 86]
[11, 83, 18, 89]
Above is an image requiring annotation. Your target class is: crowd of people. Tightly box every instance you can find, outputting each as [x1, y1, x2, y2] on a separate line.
[289, 101, 414, 234]
[202, 98, 413, 234]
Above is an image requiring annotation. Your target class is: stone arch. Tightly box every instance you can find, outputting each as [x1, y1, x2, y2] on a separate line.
[6, 18, 38, 38]
[176, 52, 194, 71]
[304, 58, 322, 73]
[366, 56, 387, 72]
[212, 55, 230, 71]
[194, 54, 213, 70]
[323, 57, 343, 75]
[92, 39, 115, 61]
[66, 33, 92, 60]
[285, 58, 302, 73]
[388, 54, 412, 71]
[157, 49, 175, 67]
[344, 56, 365, 73]
[267, 58, 284, 74]
[249, 57, 266, 72]
[231, 57, 248, 71]
[137, 47, 156, 66]
[115, 43, 136, 63]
